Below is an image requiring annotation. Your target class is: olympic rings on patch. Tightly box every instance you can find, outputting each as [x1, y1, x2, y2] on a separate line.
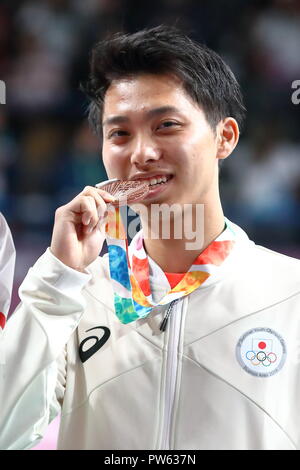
[245, 350, 277, 367]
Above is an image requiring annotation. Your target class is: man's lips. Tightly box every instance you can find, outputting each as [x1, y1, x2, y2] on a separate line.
[129, 173, 174, 186]
[139, 175, 174, 201]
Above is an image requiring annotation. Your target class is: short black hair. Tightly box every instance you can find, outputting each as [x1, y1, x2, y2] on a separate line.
[83, 25, 246, 137]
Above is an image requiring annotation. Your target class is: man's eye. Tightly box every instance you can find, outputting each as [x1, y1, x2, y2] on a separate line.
[158, 121, 179, 129]
[109, 130, 129, 138]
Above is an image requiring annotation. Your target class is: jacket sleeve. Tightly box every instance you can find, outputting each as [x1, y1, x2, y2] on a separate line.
[0, 212, 16, 332]
[0, 248, 91, 450]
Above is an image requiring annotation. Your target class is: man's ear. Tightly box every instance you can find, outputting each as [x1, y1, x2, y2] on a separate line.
[216, 117, 239, 160]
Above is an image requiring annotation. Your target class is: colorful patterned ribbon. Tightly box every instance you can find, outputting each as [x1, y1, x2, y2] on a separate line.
[105, 206, 236, 324]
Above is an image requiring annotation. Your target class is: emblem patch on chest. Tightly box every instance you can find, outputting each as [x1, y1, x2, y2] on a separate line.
[236, 327, 286, 377]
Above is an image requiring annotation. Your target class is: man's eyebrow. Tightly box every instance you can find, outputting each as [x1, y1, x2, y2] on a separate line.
[102, 115, 129, 127]
[147, 105, 181, 118]
[102, 106, 182, 127]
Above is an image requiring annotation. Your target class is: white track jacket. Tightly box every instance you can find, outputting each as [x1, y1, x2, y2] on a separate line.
[1, 221, 300, 450]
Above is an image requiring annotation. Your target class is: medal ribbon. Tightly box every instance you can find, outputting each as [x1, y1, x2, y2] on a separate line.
[105, 206, 236, 324]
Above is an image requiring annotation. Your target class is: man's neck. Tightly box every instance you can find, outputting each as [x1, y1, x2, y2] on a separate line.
[141, 202, 225, 273]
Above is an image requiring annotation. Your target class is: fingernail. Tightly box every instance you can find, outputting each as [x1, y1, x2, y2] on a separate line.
[105, 192, 117, 200]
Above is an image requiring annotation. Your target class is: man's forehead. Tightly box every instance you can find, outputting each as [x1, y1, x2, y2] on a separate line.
[107, 72, 183, 92]
[102, 74, 196, 123]
[104, 73, 185, 104]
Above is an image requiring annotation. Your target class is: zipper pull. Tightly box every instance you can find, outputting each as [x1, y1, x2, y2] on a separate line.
[159, 300, 178, 332]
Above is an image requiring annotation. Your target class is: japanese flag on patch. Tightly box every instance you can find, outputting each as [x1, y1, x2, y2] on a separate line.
[0, 213, 16, 364]
[252, 338, 273, 353]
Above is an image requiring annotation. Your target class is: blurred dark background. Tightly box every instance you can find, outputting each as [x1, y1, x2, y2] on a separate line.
[0, 0, 299, 312]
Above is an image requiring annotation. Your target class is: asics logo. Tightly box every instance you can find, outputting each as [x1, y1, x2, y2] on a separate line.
[79, 326, 110, 363]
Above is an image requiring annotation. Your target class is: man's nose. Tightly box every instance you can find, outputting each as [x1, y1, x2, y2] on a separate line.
[130, 135, 162, 166]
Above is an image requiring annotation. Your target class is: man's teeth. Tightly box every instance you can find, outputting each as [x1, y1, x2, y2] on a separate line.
[149, 176, 168, 186]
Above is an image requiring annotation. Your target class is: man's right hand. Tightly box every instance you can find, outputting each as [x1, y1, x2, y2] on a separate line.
[50, 186, 117, 272]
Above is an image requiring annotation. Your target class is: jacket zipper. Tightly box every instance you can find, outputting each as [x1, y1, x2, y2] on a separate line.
[160, 299, 181, 450]
[159, 299, 178, 332]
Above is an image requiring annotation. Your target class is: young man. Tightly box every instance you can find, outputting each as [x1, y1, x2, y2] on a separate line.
[1, 25, 300, 450]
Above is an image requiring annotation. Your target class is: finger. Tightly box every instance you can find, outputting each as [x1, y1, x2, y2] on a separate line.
[81, 186, 117, 204]
[66, 192, 108, 233]
[82, 196, 107, 233]
[75, 196, 98, 231]
[96, 198, 108, 219]
[96, 188, 118, 203]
